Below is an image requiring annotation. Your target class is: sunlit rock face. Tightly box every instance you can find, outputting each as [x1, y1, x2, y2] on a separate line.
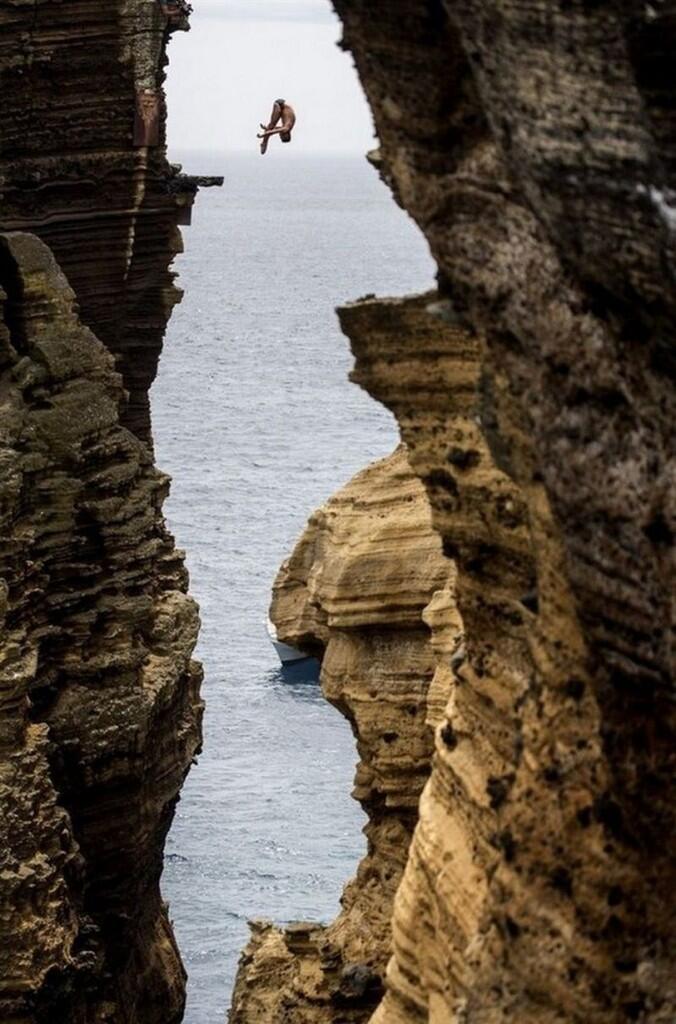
[231, 448, 456, 1024]
[341, 294, 602, 1024]
[327, 2, 676, 1022]
[0, 3, 204, 1021]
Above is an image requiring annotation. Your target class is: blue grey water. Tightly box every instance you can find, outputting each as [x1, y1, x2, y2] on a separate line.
[152, 152, 435, 1023]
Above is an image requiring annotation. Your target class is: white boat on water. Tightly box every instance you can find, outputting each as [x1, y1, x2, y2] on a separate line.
[267, 617, 309, 664]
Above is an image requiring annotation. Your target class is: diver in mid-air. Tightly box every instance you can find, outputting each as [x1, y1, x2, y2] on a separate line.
[257, 98, 296, 154]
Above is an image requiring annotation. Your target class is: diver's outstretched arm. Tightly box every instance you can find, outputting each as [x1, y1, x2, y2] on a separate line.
[257, 125, 290, 139]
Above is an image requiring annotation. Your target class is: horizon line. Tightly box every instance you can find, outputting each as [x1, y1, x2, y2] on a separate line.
[168, 147, 375, 158]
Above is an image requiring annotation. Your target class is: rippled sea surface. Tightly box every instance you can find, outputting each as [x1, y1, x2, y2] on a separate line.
[153, 152, 435, 1023]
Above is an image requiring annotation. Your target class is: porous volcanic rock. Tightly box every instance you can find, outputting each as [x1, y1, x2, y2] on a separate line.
[0, 0, 213, 444]
[0, 2, 208, 1020]
[342, 292, 600, 1024]
[234, 1, 675, 1017]
[0, 232, 202, 1022]
[231, 448, 456, 1024]
[325, 2, 675, 1021]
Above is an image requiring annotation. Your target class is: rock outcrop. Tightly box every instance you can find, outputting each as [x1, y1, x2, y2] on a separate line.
[0, 0, 217, 445]
[0, 3, 210, 1021]
[342, 292, 598, 1024]
[231, 448, 456, 1024]
[0, 231, 202, 1024]
[4, 1, 675, 1021]
[327, 3, 674, 1022]
[235, 3, 675, 1022]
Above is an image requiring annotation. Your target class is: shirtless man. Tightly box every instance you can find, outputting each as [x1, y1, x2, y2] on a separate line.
[257, 98, 296, 154]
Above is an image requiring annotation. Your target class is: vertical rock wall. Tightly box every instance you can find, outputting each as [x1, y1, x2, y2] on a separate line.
[341, 293, 600, 1023]
[234, 4, 674, 1023]
[328, 3, 675, 1022]
[0, 3, 207, 1021]
[0, 0, 197, 443]
[231, 449, 456, 1023]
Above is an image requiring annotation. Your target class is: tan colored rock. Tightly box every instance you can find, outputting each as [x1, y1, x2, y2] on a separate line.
[312, 3, 676, 1019]
[231, 448, 456, 1024]
[339, 286, 672, 1024]
[341, 294, 539, 1023]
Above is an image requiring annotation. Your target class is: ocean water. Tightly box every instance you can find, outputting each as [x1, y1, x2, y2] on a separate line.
[153, 152, 435, 1023]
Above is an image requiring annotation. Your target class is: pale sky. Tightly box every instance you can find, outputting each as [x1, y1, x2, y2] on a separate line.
[165, 0, 376, 154]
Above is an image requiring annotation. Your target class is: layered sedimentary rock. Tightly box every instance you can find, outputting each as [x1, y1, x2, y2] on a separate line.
[325, 3, 674, 1022]
[236, 3, 675, 1021]
[0, 3, 208, 1020]
[231, 448, 456, 1024]
[343, 293, 597, 1024]
[0, 232, 202, 1022]
[0, 0, 214, 444]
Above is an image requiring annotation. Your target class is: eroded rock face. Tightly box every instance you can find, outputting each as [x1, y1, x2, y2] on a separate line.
[0, 0, 204, 444]
[0, 233, 202, 1023]
[341, 293, 604, 1023]
[231, 3, 675, 1020]
[231, 448, 456, 1024]
[0, 3, 206, 1020]
[326, 3, 675, 1021]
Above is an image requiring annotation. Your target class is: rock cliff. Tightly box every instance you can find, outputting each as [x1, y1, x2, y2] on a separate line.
[331, 3, 674, 1021]
[0, 3, 210, 1021]
[3, 1, 674, 1021]
[235, 3, 674, 1022]
[231, 448, 456, 1023]
[0, 0, 204, 444]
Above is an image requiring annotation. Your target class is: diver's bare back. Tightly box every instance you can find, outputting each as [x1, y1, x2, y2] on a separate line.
[258, 99, 296, 154]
